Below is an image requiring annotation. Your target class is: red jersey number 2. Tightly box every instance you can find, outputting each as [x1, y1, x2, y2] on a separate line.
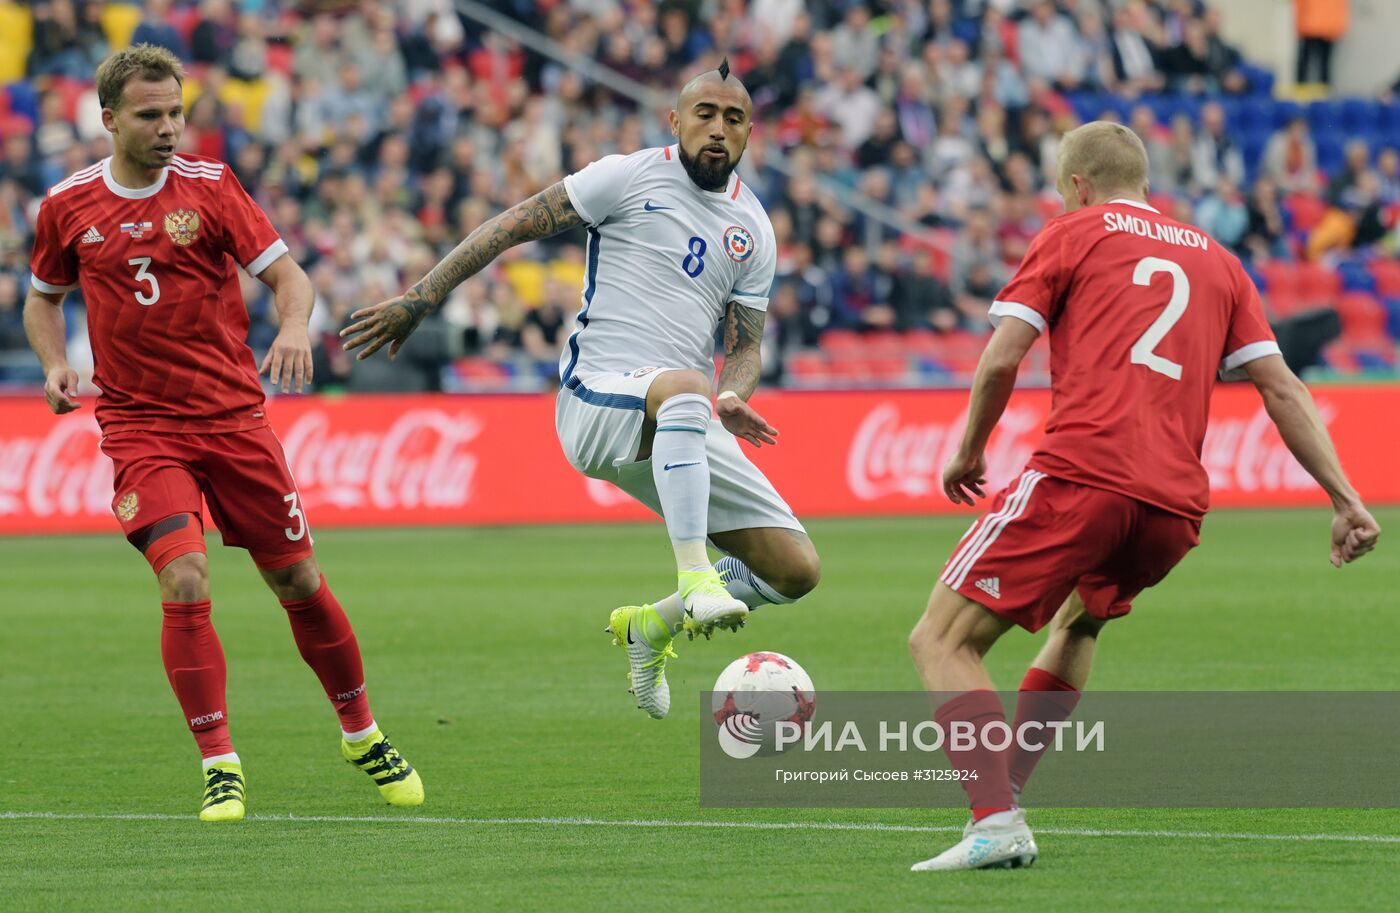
[1130, 256, 1188, 381]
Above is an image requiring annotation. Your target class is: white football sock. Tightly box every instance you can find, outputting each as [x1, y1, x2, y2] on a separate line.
[201, 752, 240, 770]
[715, 556, 799, 608]
[652, 592, 686, 631]
[651, 393, 712, 571]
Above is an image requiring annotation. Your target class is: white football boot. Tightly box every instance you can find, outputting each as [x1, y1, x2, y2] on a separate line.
[678, 568, 748, 640]
[606, 605, 677, 719]
[911, 809, 1038, 872]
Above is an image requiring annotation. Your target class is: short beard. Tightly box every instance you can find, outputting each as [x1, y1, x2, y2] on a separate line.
[678, 142, 739, 192]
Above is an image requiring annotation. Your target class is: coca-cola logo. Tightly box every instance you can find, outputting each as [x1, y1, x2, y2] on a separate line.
[0, 416, 112, 518]
[280, 409, 481, 511]
[846, 403, 1041, 501]
[1201, 402, 1332, 493]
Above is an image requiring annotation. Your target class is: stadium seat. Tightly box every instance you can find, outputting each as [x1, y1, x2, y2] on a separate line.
[1260, 261, 1300, 295]
[1338, 261, 1377, 293]
[1271, 99, 1303, 129]
[1369, 259, 1400, 297]
[1340, 99, 1380, 132]
[451, 357, 514, 391]
[1383, 297, 1400, 339]
[860, 330, 905, 356]
[5, 78, 36, 122]
[1296, 261, 1341, 305]
[0, 2, 32, 83]
[1308, 100, 1342, 133]
[786, 352, 831, 386]
[100, 2, 141, 51]
[1337, 292, 1388, 339]
[1321, 340, 1359, 373]
[819, 329, 864, 352]
[1264, 287, 1306, 319]
[1285, 194, 1330, 234]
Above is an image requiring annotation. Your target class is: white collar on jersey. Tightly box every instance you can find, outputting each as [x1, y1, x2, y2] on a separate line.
[1106, 197, 1160, 213]
[669, 144, 739, 198]
[101, 156, 168, 200]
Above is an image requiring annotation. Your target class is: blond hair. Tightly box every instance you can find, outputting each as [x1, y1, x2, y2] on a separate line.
[96, 44, 185, 111]
[1057, 120, 1150, 196]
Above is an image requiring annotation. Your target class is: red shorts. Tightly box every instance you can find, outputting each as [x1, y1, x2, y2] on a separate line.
[940, 470, 1200, 632]
[100, 425, 313, 570]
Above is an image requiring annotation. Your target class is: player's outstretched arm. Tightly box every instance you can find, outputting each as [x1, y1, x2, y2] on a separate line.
[341, 182, 582, 361]
[943, 316, 1039, 505]
[715, 300, 778, 447]
[22, 286, 80, 414]
[1243, 354, 1380, 566]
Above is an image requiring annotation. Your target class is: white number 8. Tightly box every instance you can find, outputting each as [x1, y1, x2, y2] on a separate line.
[283, 491, 307, 541]
[1130, 256, 1189, 381]
[127, 256, 160, 306]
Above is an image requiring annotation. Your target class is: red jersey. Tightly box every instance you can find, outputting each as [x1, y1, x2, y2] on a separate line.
[991, 198, 1279, 520]
[29, 154, 287, 435]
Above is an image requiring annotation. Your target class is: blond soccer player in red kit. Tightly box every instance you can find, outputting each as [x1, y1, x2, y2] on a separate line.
[907, 121, 1380, 871]
[25, 45, 423, 821]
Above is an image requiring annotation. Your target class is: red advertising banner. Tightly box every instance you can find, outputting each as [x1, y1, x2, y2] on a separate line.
[1, 385, 1395, 536]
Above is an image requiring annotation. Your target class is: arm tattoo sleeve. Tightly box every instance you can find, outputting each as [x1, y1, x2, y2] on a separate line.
[405, 182, 582, 314]
[716, 300, 766, 400]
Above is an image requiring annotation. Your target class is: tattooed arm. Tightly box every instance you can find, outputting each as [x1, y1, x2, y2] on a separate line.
[341, 182, 582, 360]
[715, 301, 779, 447]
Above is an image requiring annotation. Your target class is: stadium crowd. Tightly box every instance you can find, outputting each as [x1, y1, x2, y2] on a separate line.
[1, 0, 1398, 393]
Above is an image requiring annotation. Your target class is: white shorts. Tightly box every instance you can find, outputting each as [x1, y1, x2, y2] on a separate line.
[554, 368, 804, 536]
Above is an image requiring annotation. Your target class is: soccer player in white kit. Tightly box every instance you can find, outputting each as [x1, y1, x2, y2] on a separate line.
[343, 61, 821, 719]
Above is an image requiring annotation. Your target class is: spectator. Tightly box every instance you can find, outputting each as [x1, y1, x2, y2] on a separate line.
[1110, 2, 1164, 95]
[830, 4, 879, 79]
[1244, 176, 1290, 261]
[1191, 101, 1245, 190]
[1296, 0, 1348, 90]
[1326, 140, 1371, 206]
[814, 67, 884, 150]
[1017, 0, 1084, 91]
[131, 0, 191, 60]
[1263, 116, 1321, 195]
[1195, 177, 1250, 251]
[191, 0, 238, 68]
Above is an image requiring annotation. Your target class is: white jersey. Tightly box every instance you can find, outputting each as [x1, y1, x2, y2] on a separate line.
[558, 144, 777, 383]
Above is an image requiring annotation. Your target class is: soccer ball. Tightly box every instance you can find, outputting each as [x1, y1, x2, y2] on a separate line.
[712, 652, 816, 755]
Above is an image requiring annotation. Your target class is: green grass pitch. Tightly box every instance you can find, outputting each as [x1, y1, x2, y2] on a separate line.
[3, 509, 1398, 911]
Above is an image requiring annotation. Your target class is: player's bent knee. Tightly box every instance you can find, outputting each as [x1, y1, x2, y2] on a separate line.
[769, 550, 822, 599]
[260, 555, 323, 601]
[158, 552, 210, 603]
[133, 513, 207, 578]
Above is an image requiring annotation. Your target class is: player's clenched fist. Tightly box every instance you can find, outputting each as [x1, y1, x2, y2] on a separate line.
[1330, 502, 1381, 567]
[340, 293, 431, 361]
[42, 366, 81, 414]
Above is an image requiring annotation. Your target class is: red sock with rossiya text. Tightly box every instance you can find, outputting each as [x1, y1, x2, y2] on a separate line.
[279, 576, 375, 735]
[160, 600, 234, 761]
[1009, 667, 1082, 794]
[933, 690, 1015, 821]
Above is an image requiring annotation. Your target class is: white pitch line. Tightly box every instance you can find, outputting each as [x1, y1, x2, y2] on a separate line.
[2, 811, 1399, 845]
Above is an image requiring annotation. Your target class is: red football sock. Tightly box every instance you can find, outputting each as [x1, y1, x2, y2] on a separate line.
[160, 600, 233, 759]
[1009, 667, 1082, 793]
[934, 690, 1015, 821]
[279, 576, 374, 733]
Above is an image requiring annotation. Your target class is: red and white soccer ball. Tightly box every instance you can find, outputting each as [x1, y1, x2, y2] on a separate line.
[712, 652, 816, 757]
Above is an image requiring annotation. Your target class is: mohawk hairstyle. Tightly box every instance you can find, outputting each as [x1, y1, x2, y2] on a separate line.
[718, 56, 730, 80]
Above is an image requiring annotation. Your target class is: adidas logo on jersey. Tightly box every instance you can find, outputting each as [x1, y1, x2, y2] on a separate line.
[974, 577, 1001, 599]
[80, 226, 105, 244]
